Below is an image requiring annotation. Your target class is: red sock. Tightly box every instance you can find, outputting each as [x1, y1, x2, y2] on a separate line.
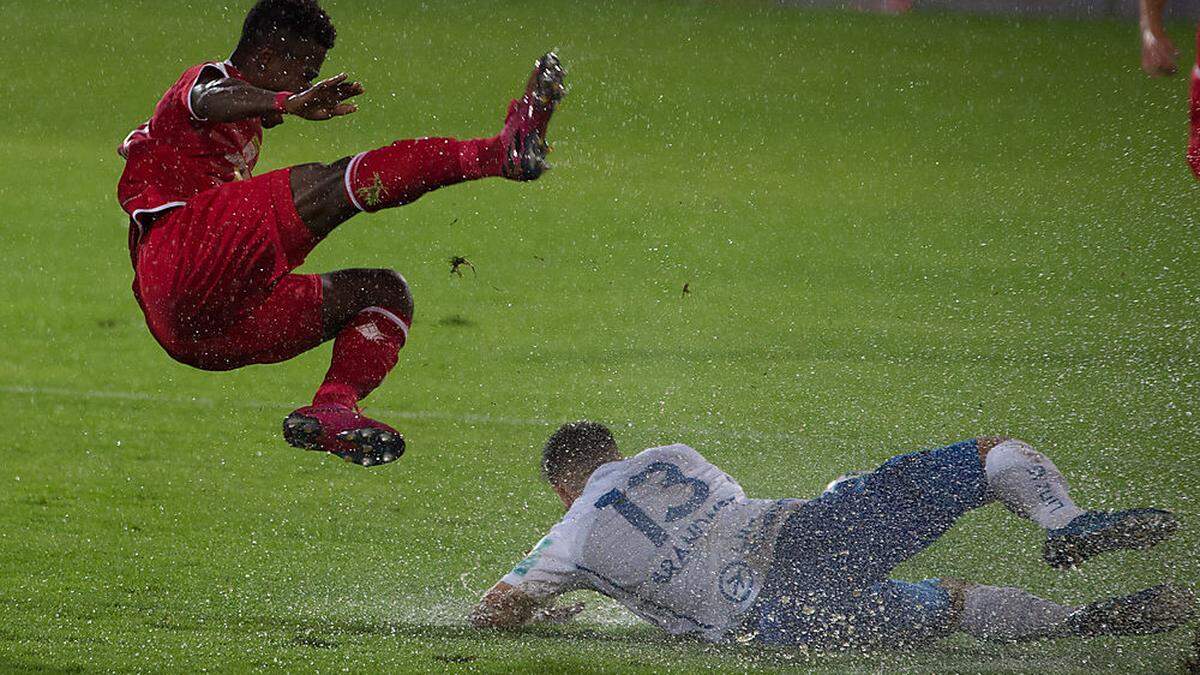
[313, 307, 410, 409]
[344, 136, 505, 212]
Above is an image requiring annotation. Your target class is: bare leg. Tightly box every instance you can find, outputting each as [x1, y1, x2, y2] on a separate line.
[317, 267, 414, 338]
[290, 159, 359, 240]
[283, 52, 567, 241]
[276, 53, 567, 467]
[284, 134, 530, 241]
[281, 267, 414, 467]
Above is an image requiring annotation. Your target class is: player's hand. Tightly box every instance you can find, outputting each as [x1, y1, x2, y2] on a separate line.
[530, 602, 585, 625]
[1141, 30, 1179, 77]
[284, 73, 364, 120]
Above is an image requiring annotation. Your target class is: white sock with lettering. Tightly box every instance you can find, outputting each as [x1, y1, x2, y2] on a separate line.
[984, 439, 1085, 530]
[959, 584, 1076, 641]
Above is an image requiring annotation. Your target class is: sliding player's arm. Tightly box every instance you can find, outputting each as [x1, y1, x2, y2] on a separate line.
[1140, 0, 1179, 77]
[469, 581, 585, 630]
[191, 72, 364, 123]
[469, 523, 587, 630]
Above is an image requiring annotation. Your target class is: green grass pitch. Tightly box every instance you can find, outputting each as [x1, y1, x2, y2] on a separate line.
[1, 0, 1198, 671]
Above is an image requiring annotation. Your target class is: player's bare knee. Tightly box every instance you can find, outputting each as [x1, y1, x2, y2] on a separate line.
[366, 267, 414, 322]
[320, 267, 414, 336]
[293, 158, 350, 179]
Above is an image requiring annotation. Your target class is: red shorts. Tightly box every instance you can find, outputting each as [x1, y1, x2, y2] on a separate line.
[132, 168, 325, 371]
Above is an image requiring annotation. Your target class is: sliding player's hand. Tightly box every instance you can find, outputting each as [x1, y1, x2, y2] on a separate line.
[530, 601, 585, 625]
[285, 73, 364, 120]
[1141, 31, 1179, 77]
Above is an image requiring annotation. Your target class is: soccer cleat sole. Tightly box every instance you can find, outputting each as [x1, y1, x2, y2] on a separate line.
[520, 131, 550, 178]
[282, 413, 405, 468]
[1067, 584, 1196, 637]
[1044, 510, 1179, 570]
[526, 51, 567, 108]
[504, 131, 550, 181]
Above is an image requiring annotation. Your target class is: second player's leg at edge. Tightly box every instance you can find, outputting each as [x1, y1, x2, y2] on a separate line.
[279, 53, 568, 466]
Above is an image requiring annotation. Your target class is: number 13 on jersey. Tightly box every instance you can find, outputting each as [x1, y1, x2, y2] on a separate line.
[594, 462, 709, 547]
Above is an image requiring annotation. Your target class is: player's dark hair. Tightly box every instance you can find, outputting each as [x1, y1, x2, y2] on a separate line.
[238, 0, 336, 53]
[542, 421, 619, 487]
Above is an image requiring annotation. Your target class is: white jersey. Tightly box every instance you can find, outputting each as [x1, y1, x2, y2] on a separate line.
[501, 444, 799, 642]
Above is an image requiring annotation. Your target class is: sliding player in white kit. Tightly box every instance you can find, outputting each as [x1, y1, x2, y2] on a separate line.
[470, 422, 1194, 648]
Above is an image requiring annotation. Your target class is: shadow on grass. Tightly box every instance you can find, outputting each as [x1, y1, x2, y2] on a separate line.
[243, 612, 674, 645]
[0, 655, 89, 674]
[235, 612, 1077, 671]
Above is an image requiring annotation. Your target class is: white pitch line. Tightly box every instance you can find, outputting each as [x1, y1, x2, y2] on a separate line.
[0, 384, 809, 444]
[0, 384, 218, 406]
[0, 384, 549, 427]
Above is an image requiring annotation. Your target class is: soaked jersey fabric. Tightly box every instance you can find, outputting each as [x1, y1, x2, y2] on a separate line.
[502, 444, 801, 642]
[117, 61, 263, 228]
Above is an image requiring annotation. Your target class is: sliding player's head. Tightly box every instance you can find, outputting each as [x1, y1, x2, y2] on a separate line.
[542, 421, 622, 509]
[233, 0, 336, 93]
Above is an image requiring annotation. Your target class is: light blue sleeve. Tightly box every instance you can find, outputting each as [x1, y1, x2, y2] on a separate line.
[500, 517, 586, 600]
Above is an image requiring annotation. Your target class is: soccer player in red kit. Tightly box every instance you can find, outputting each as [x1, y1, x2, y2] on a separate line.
[1190, 28, 1200, 176]
[1138, 0, 1200, 176]
[117, 0, 565, 467]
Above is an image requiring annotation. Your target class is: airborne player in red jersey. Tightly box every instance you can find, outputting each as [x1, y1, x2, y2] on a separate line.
[1190, 28, 1200, 176]
[117, 0, 565, 467]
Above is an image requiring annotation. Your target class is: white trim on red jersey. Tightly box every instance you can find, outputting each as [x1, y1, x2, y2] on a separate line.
[118, 122, 150, 159]
[130, 201, 187, 231]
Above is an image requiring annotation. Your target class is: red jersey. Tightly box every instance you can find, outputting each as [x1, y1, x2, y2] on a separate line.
[117, 61, 263, 227]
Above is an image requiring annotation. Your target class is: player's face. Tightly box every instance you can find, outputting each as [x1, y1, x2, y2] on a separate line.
[552, 483, 578, 511]
[262, 40, 328, 93]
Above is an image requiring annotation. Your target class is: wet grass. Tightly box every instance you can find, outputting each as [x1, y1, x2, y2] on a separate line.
[0, 0, 1197, 671]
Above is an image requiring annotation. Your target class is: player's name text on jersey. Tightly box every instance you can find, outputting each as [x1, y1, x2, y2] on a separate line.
[651, 496, 737, 584]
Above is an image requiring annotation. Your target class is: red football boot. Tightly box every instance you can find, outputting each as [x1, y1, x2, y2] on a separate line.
[500, 51, 567, 181]
[283, 403, 405, 467]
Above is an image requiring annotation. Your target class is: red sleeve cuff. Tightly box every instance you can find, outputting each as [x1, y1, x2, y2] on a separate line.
[274, 91, 293, 114]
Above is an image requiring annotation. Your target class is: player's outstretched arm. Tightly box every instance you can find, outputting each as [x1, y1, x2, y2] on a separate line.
[469, 581, 583, 630]
[192, 73, 363, 123]
[1140, 0, 1179, 77]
